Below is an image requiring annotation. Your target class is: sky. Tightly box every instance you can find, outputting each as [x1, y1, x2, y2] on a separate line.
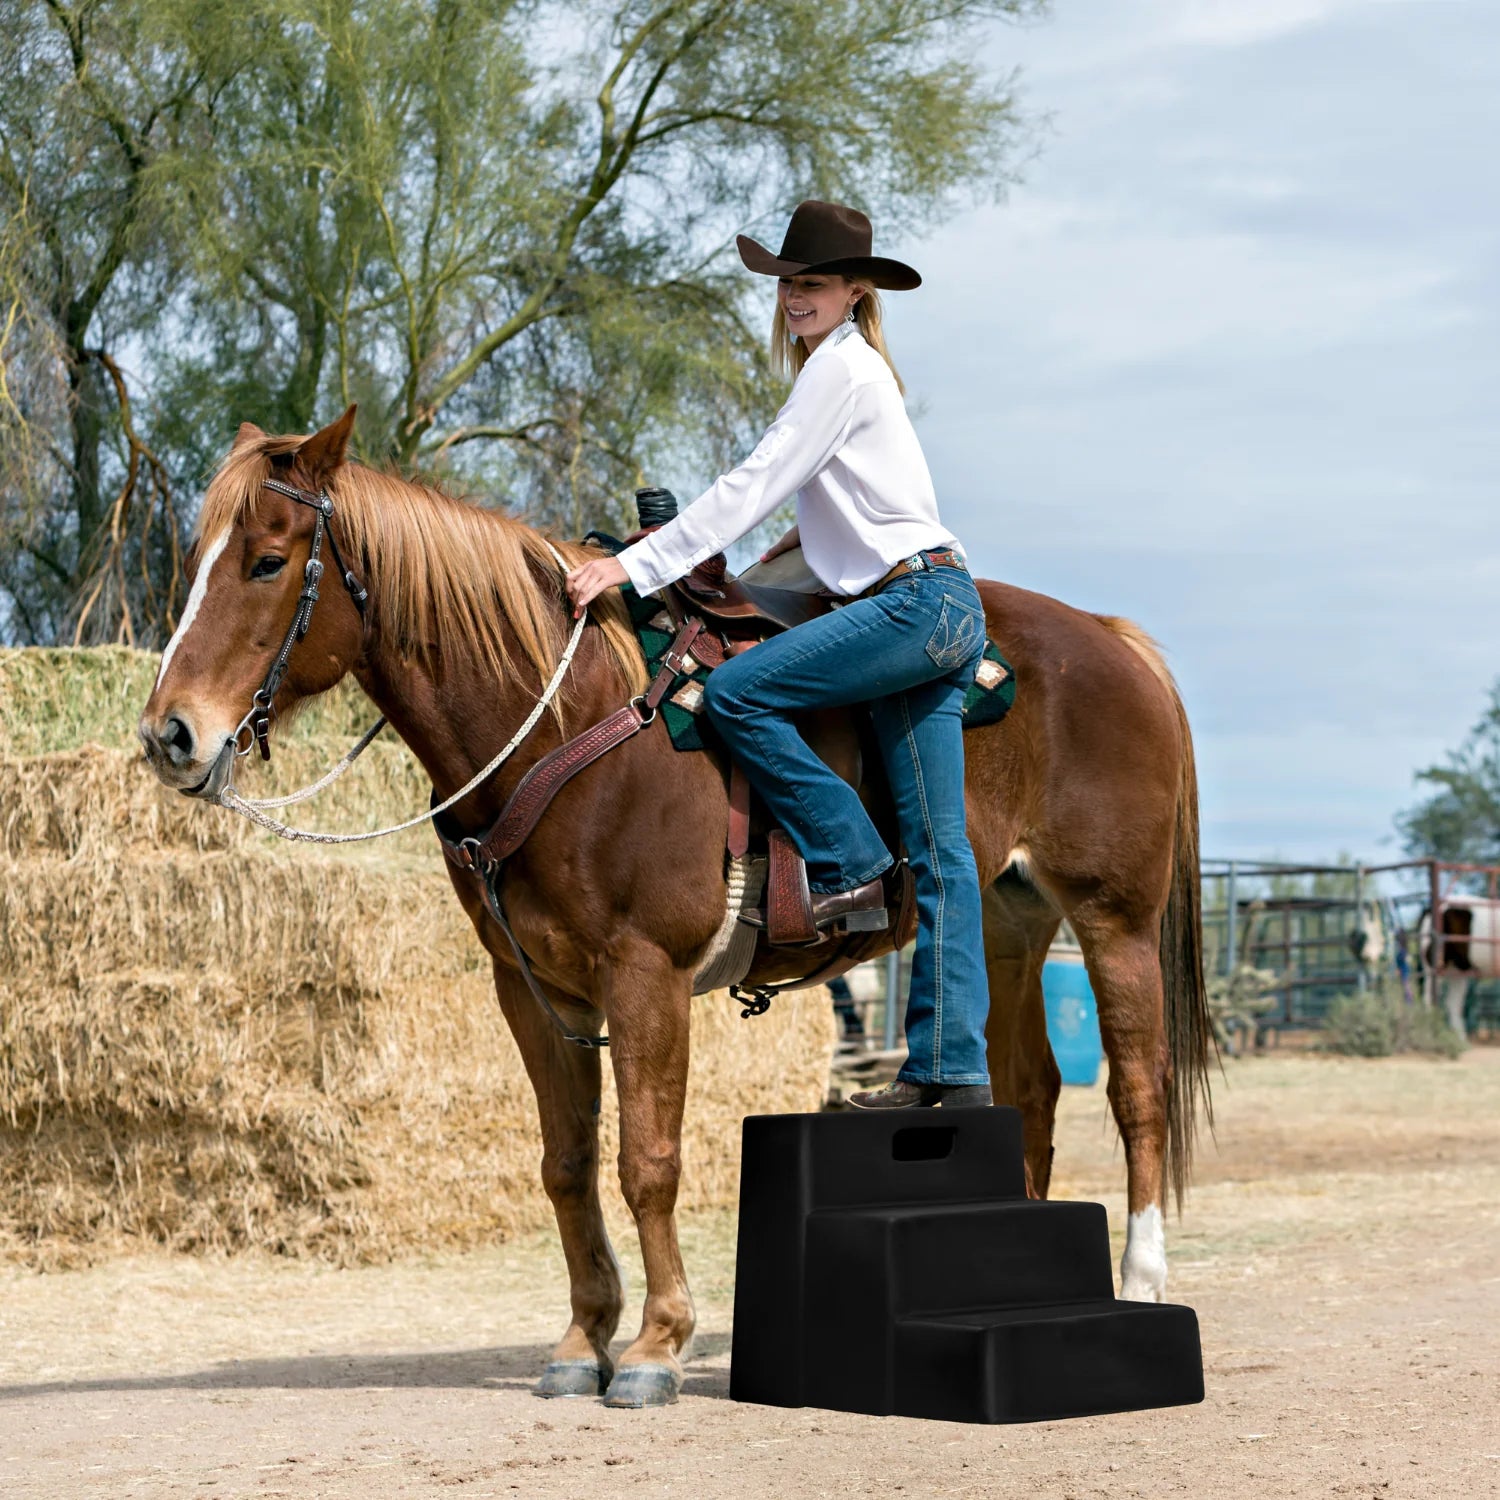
[879, 0, 1499, 863]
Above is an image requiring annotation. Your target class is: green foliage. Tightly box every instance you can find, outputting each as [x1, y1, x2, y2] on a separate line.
[1321, 992, 1465, 1060]
[1, 0, 1046, 646]
[0, 0, 224, 643]
[1397, 681, 1500, 866]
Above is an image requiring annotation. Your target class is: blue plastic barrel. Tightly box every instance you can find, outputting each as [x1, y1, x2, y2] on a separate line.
[1041, 948, 1102, 1086]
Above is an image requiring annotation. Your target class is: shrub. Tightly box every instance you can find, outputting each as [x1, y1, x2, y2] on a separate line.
[1322, 992, 1465, 1059]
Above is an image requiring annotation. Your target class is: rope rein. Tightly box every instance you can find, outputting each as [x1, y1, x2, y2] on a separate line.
[231, 713, 389, 811]
[213, 535, 589, 845]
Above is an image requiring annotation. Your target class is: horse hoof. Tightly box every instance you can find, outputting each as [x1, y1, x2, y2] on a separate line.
[535, 1357, 612, 1398]
[602, 1362, 681, 1408]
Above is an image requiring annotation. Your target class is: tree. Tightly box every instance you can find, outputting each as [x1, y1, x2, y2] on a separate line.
[1, 0, 1045, 645]
[1398, 681, 1500, 865]
[0, 0, 229, 642]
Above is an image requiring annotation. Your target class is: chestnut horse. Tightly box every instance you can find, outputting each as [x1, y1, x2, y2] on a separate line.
[139, 411, 1212, 1408]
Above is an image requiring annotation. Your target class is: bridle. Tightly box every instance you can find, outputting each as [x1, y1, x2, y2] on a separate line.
[232, 475, 370, 762]
[200, 475, 685, 1051]
[190, 479, 811, 1052]
[207, 476, 594, 846]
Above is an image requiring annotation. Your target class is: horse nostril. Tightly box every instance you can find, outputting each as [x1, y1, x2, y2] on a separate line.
[162, 715, 195, 760]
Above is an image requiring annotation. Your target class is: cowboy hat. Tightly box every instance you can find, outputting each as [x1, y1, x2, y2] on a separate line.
[736, 200, 921, 291]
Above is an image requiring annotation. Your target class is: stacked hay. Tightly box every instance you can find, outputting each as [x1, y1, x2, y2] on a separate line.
[0, 648, 835, 1266]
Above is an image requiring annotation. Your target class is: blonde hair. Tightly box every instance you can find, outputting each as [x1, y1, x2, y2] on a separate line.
[770, 277, 905, 394]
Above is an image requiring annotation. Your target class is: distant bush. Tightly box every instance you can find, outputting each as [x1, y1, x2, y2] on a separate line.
[1207, 965, 1281, 1056]
[1322, 993, 1465, 1059]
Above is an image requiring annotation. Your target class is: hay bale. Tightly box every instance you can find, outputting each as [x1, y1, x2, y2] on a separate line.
[0, 647, 162, 756]
[0, 646, 378, 756]
[0, 849, 474, 995]
[0, 744, 436, 860]
[0, 959, 834, 1267]
[0, 646, 839, 1266]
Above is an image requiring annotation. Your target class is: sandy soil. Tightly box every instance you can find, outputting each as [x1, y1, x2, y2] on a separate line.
[1, 1049, 1498, 1499]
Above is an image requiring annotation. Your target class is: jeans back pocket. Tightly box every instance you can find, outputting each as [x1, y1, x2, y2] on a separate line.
[925, 592, 985, 671]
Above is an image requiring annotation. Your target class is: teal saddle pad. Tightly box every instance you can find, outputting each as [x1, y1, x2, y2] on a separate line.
[604, 558, 1016, 756]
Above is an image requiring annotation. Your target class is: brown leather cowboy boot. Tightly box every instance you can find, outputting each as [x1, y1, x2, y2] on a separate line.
[740, 873, 887, 940]
[740, 830, 889, 945]
[846, 1079, 993, 1109]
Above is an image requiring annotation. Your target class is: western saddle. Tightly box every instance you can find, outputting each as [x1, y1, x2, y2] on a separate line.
[640, 542, 914, 951]
[432, 492, 917, 1037]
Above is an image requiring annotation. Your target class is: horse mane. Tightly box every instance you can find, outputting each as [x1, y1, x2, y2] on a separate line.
[195, 434, 648, 721]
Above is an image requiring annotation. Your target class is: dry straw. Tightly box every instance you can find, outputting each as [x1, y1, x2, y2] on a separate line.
[0, 646, 377, 755]
[0, 648, 837, 1267]
[1, 745, 437, 861]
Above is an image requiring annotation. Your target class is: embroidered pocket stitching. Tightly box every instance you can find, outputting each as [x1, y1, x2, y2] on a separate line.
[924, 596, 983, 671]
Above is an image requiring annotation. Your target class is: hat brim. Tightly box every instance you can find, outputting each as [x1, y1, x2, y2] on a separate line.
[736, 234, 921, 291]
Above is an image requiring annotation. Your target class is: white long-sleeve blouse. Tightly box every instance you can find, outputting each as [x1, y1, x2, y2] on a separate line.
[615, 322, 962, 599]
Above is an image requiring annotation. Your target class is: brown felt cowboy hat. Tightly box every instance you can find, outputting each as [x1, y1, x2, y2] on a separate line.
[736, 200, 921, 291]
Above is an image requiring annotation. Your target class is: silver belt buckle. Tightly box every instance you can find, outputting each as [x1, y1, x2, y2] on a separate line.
[906, 552, 929, 572]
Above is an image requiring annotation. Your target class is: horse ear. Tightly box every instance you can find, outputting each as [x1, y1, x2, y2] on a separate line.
[233, 421, 265, 449]
[298, 405, 358, 481]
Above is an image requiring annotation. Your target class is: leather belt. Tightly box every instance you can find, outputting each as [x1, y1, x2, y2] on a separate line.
[858, 546, 968, 600]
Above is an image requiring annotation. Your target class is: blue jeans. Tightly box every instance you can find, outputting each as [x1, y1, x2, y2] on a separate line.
[701, 565, 991, 1086]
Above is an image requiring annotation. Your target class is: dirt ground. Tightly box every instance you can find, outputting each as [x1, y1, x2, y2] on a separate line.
[1, 1049, 1498, 1500]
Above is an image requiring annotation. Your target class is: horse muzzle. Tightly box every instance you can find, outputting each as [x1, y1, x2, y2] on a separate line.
[138, 711, 236, 799]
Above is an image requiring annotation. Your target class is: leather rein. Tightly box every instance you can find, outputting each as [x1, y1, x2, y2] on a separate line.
[221, 476, 708, 1050]
[235, 476, 371, 762]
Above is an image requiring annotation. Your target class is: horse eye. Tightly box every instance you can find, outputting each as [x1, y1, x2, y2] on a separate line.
[251, 555, 286, 579]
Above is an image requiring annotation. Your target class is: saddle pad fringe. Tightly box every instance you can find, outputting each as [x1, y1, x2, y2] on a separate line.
[692, 854, 767, 996]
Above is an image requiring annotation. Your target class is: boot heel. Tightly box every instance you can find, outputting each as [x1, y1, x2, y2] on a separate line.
[842, 909, 889, 932]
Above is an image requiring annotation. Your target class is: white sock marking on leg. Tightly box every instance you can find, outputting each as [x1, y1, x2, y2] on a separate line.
[1120, 1204, 1167, 1302]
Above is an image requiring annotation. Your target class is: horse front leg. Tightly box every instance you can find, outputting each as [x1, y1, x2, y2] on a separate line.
[598, 945, 696, 1409]
[490, 958, 623, 1398]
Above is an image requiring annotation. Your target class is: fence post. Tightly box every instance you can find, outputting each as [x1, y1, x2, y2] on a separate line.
[1426, 859, 1443, 1008]
[1354, 863, 1366, 993]
[1224, 861, 1238, 976]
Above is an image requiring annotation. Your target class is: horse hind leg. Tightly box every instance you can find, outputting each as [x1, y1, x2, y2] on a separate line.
[490, 959, 623, 1398]
[1071, 914, 1172, 1302]
[981, 873, 1063, 1197]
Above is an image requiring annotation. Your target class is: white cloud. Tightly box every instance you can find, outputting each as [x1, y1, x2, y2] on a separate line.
[1011, 0, 1404, 79]
[889, 0, 1500, 858]
[1164, 0, 1386, 49]
[984, 206, 1457, 372]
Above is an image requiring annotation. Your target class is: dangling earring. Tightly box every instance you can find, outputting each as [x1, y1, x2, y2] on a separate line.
[846, 304, 857, 323]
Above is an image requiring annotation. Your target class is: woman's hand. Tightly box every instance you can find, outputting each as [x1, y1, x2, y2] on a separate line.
[565, 555, 630, 618]
[760, 524, 801, 563]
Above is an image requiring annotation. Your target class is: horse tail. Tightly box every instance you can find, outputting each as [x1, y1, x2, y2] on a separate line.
[1093, 616, 1214, 1211]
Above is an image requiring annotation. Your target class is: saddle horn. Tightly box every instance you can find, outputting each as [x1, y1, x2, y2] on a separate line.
[635, 486, 679, 528]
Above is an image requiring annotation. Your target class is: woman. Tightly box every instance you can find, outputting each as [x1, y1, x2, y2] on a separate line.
[565, 200, 990, 1108]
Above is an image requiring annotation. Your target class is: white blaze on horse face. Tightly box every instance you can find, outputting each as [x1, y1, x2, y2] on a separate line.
[1120, 1204, 1167, 1302]
[155, 527, 232, 690]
